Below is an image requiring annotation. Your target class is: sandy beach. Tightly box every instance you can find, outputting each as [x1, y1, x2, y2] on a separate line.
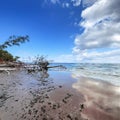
[0, 70, 120, 120]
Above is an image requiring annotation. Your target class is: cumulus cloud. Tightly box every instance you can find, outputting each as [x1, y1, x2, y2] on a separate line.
[44, 0, 120, 63]
[74, 21, 120, 50]
[54, 48, 120, 63]
[74, 0, 120, 50]
[72, 0, 120, 62]
[73, 48, 120, 63]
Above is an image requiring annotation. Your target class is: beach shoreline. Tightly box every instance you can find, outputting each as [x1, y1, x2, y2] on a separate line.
[0, 70, 120, 120]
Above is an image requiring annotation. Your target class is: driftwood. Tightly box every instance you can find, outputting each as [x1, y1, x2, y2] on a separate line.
[0, 63, 17, 75]
[25, 65, 66, 72]
[47, 65, 67, 69]
[0, 67, 16, 74]
[26, 56, 67, 73]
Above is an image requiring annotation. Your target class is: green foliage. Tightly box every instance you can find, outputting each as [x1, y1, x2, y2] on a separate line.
[14, 56, 20, 61]
[0, 35, 29, 62]
[0, 35, 29, 50]
[0, 49, 15, 62]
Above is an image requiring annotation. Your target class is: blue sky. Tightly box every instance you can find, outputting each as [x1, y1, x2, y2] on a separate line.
[0, 0, 120, 63]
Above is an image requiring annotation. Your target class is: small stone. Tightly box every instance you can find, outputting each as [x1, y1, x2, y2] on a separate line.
[62, 99, 67, 104]
[48, 102, 51, 105]
[28, 109, 32, 115]
[80, 104, 84, 109]
[52, 104, 57, 109]
[59, 85, 62, 88]
[41, 107, 46, 113]
[67, 114, 72, 120]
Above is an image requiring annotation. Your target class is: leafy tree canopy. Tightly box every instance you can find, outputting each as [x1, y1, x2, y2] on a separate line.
[0, 35, 29, 50]
[0, 35, 29, 62]
[0, 49, 16, 62]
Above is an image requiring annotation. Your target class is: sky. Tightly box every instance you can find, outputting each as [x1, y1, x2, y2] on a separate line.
[0, 0, 120, 63]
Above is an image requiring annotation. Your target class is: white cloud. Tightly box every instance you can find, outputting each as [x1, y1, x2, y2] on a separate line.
[79, 0, 120, 49]
[73, 48, 120, 63]
[82, 0, 97, 7]
[74, 20, 120, 50]
[81, 0, 120, 28]
[62, 2, 70, 8]
[71, 0, 97, 7]
[54, 48, 120, 63]
[44, 0, 82, 7]
[44, 0, 120, 63]
[50, 0, 59, 4]
[88, 49, 120, 63]
[71, 0, 81, 6]
[72, 0, 120, 62]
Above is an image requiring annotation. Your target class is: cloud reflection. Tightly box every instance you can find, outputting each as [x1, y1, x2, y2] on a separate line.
[72, 73, 120, 120]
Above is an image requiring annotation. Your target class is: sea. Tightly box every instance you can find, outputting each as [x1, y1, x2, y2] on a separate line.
[49, 63, 120, 86]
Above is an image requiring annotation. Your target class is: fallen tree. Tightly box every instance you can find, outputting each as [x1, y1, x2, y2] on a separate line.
[25, 56, 67, 73]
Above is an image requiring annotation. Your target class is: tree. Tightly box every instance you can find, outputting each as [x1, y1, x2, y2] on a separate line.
[0, 35, 29, 50]
[14, 56, 20, 61]
[0, 49, 14, 62]
[0, 35, 29, 62]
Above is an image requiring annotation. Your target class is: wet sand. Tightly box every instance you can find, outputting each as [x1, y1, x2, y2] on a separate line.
[72, 73, 120, 120]
[0, 70, 120, 120]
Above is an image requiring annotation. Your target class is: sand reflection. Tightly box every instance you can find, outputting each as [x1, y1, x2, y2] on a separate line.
[72, 73, 120, 120]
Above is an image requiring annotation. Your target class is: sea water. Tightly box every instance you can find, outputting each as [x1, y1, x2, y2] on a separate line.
[49, 63, 120, 86]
